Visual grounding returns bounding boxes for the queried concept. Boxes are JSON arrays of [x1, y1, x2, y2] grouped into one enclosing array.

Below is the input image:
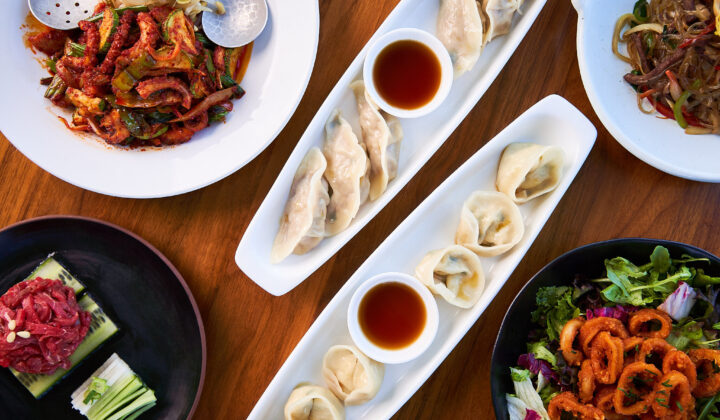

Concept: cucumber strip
[[11, 295, 119, 398], [123, 401, 157, 420], [98, 8, 119, 53], [98, 385, 146, 420], [105, 390, 156, 420], [25, 255, 85, 293]]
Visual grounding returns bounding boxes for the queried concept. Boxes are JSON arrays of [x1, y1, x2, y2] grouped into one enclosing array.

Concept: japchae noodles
[[614, 0, 720, 135]]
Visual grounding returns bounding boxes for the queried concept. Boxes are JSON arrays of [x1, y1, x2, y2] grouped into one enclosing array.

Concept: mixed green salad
[[505, 245, 720, 420]]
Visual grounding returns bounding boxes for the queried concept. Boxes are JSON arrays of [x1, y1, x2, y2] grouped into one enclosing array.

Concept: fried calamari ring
[[594, 385, 616, 412], [638, 338, 674, 369], [663, 350, 697, 391], [560, 317, 585, 366], [590, 331, 624, 384], [623, 337, 644, 367], [628, 309, 672, 339], [579, 317, 629, 355], [578, 359, 596, 402], [651, 370, 694, 419], [614, 362, 662, 415], [689, 348, 720, 398], [548, 392, 604, 420]]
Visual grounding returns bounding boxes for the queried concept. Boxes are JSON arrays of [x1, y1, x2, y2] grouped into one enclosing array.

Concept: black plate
[[0, 216, 206, 420], [490, 238, 720, 419]]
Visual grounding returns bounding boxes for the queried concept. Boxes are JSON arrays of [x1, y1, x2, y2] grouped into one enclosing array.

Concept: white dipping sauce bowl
[[363, 28, 453, 119], [347, 272, 439, 364]]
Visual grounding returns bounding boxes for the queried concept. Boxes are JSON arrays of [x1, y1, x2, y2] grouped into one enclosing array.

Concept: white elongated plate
[[573, 0, 720, 182], [0, 0, 318, 198], [248, 95, 597, 419], [236, 0, 548, 295]]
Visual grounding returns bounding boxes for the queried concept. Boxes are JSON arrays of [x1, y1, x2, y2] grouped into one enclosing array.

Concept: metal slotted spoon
[[28, 0, 268, 49], [28, 0, 98, 30], [202, 0, 268, 48]]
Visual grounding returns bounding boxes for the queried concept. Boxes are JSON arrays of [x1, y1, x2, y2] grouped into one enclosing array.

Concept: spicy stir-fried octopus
[[28, 3, 249, 146]]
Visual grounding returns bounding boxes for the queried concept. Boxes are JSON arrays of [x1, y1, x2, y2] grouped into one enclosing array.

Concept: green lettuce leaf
[[528, 340, 557, 367], [530, 286, 580, 341]]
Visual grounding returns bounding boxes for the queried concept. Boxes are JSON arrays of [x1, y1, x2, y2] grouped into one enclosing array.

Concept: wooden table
[[2, 0, 719, 418]]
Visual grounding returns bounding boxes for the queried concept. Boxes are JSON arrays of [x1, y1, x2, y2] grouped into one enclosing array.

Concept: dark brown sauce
[[372, 40, 441, 110], [358, 282, 426, 349]]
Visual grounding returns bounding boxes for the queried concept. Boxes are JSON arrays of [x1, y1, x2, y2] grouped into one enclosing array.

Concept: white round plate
[[573, 0, 720, 182], [0, 0, 318, 198]]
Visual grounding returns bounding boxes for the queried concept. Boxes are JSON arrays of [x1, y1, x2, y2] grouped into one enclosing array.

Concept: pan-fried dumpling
[[322, 344, 384, 405], [271, 148, 330, 263], [350, 80, 403, 201], [454, 190, 524, 256], [415, 245, 485, 308], [437, 0, 485, 76], [482, 0, 523, 44], [496, 142, 564, 204], [323, 110, 370, 236], [284, 384, 345, 420]]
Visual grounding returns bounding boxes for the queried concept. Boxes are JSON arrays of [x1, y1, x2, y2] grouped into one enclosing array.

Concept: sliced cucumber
[[98, 8, 119, 53], [162, 10, 197, 55], [11, 294, 119, 398], [25, 255, 85, 294]]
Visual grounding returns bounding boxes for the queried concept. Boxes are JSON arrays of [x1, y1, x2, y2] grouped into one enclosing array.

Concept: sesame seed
[[16, 331, 30, 339], [8, 320, 15, 331], [6, 332, 16, 343]]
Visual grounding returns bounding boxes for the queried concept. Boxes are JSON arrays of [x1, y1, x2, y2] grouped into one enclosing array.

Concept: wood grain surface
[[2, 0, 719, 418]]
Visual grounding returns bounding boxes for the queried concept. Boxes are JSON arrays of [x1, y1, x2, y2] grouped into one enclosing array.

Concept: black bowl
[[490, 238, 720, 419], [0, 216, 206, 420]]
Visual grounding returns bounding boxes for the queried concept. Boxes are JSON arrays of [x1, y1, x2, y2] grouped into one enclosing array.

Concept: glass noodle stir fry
[[506, 246, 720, 420], [28, 0, 251, 147], [614, 0, 720, 135]]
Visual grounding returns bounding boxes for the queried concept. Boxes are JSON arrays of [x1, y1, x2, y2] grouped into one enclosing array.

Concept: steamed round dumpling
[[322, 344, 384, 405], [271, 147, 330, 263], [284, 384, 345, 420], [415, 245, 485, 308], [496, 142, 564, 204], [454, 190, 524, 256]]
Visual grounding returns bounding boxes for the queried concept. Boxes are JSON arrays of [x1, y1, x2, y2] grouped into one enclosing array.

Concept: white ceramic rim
[[362, 28, 453, 119], [347, 272, 439, 364]]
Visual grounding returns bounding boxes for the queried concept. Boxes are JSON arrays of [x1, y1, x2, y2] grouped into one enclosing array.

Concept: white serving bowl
[[347, 272, 439, 364], [0, 0, 319, 198], [362, 28, 453, 119], [573, 0, 720, 182]]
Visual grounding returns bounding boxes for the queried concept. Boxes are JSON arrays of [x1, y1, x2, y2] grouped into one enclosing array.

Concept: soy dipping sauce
[[372, 40, 442, 110], [358, 282, 426, 349]]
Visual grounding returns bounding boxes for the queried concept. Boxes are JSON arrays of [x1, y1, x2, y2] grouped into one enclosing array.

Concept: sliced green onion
[[69, 42, 86, 58], [86, 5, 148, 22]]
